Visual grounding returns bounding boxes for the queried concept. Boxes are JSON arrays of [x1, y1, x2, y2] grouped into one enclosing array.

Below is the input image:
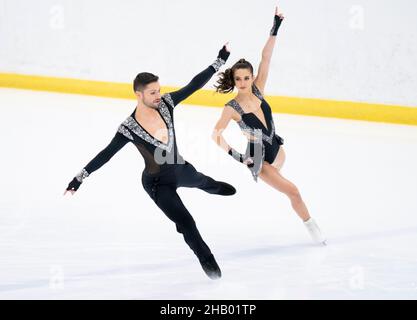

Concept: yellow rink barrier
[[1, 72, 417, 126]]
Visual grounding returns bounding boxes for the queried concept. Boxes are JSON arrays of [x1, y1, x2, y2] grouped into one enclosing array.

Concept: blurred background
[[1, 0, 416, 106]]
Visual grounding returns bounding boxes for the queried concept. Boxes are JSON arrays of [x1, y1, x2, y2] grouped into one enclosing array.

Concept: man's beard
[[143, 100, 159, 109]]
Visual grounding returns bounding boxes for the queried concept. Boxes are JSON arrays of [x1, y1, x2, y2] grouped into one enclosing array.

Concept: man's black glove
[[66, 177, 82, 192], [218, 45, 230, 62]]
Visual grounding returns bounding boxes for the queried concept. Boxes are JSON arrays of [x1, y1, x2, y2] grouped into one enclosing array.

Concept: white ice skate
[[304, 218, 327, 245]]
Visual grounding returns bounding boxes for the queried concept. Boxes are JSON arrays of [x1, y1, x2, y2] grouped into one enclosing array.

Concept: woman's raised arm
[[254, 6, 284, 94]]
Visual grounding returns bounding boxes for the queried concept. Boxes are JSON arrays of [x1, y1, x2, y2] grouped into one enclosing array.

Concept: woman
[[212, 7, 326, 245]]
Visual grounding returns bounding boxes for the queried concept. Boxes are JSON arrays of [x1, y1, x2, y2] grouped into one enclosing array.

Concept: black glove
[[66, 168, 89, 192], [212, 45, 230, 72], [67, 177, 82, 192], [270, 14, 284, 36], [217, 45, 230, 63]]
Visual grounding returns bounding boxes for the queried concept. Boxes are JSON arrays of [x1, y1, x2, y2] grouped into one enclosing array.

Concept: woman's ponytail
[[214, 59, 254, 94], [215, 68, 234, 94]]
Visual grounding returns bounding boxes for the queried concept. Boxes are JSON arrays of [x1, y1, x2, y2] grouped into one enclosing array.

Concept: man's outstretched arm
[[64, 131, 130, 195], [166, 44, 230, 107]]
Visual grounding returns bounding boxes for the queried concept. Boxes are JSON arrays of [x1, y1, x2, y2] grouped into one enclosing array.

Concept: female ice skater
[[64, 44, 235, 280], [212, 7, 326, 245]]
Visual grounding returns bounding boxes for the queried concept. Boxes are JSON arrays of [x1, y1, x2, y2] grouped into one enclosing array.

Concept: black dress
[[225, 85, 284, 181]]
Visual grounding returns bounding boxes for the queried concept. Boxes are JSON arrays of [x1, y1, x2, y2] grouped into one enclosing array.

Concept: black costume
[[66, 49, 233, 279], [226, 13, 285, 181], [226, 84, 284, 181]]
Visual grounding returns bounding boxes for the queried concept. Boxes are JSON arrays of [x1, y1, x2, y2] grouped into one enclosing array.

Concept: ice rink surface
[[1, 88, 417, 299]]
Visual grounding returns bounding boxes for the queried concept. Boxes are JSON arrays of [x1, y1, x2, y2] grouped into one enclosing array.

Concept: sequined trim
[[76, 168, 89, 183], [211, 57, 226, 72], [252, 85, 263, 100], [118, 124, 134, 141], [226, 100, 245, 115], [121, 103, 174, 152], [240, 119, 274, 144], [158, 102, 174, 131], [162, 93, 175, 108], [238, 120, 257, 137], [230, 100, 276, 145]]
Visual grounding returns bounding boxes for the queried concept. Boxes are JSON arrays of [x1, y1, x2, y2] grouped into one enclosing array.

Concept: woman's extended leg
[[259, 161, 311, 222], [259, 161, 326, 244]]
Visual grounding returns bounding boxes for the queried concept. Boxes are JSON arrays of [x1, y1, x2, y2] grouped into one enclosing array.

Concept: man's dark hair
[[133, 72, 159, 92]]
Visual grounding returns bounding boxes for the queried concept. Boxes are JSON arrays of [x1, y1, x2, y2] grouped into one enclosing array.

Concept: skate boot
[[199, 254, 222, 280], [304, 218, 327, 245], [215, 181, 236, 196]]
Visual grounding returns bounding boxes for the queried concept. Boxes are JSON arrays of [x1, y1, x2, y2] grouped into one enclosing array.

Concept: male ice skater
[[64, 44, 234, 279]]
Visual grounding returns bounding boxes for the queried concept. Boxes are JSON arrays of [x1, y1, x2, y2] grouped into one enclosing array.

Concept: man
[[64, 44, 234, 280]]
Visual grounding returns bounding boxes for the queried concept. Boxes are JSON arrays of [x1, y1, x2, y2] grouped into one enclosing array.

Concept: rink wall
[[1, 0, 416, 125], [1, 72, 417, 126]]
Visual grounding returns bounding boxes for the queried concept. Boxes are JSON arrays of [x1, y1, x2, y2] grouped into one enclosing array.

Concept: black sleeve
[[168, 65, 216, 107], [83, 131, 130, 176]]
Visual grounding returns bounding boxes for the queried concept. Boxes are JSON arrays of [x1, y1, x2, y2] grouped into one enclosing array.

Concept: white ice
[[1, 88, 417, 300]]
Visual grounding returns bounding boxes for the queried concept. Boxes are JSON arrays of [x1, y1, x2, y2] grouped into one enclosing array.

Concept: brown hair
[[215, 59, 254, 94], [133, 72, 159, 92]]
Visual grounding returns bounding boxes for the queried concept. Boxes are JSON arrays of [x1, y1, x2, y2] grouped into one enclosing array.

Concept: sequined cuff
[[211, 57, 226, 72], [75, 168, 90, 183]]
